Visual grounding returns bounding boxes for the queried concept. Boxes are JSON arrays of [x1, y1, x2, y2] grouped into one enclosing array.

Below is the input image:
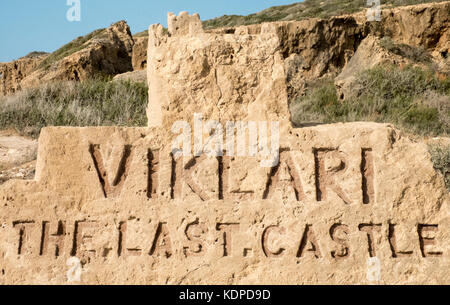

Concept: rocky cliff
[[1, 2, 448, 99], [21, 21, 134, 89], [146, 2, 449, 127], [0, 21, 135, 96], [0, 53, 48, 96]]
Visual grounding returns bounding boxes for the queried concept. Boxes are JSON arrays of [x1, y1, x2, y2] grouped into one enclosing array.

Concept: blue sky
[[0, 0, 300, 62]]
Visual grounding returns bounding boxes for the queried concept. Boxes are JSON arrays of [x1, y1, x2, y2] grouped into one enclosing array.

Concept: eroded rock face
[[1, 21, 134, 95], [146, 13, 365, 115], [0, 123, 447, 284], [22, 21, 134, 89], [113, 70, 147, 83], [334, 35, 411, 100], [145, 2, 449, 106], [377, 2, 449, 50], [0, 53, 48, 96], [132, 36, 148, 71], [168, 11, 204, 36]]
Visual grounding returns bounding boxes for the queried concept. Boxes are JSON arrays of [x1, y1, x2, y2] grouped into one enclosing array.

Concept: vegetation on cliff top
[[203, 0, 449, 29], [134, 0, 448, 37], [21, 51, 48, 59]]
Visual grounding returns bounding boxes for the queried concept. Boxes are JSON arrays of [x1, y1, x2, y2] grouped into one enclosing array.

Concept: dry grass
[[134, 1, 449, 36], [0, 79, 148, 138], [290, 65, 450, 136]]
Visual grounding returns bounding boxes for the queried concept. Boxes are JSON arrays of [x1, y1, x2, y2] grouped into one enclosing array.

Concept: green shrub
[[290, 79, 340, 124], [290, 65, 450, 136], [0, 79, 148, 138], [429, 145, 450, 191]]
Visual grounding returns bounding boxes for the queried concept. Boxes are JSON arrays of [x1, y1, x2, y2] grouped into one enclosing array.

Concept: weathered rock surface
[[132, 36, 148, 71], [334, 2, 450, 99], [169, 12, 204, 36], [22, 21, 134, 89], [145, 2, 449, 106], [1, 21, 134, 95], [2, 2, 448, 99], [376, 2, 449, 51], [113, 70, 147, 83], [0, 53, 48, 96]]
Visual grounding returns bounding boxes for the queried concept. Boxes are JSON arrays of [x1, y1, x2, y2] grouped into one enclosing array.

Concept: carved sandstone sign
[[0, 13, 448, 284], [0, 123, 448, 284]]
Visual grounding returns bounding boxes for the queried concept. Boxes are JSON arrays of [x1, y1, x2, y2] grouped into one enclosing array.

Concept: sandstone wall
[[0, 123, 447, 284], [147, 13, 290, 129], [21, 21, 134, 89]]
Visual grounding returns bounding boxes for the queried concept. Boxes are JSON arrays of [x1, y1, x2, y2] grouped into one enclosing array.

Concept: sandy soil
[[0, 129, 37, 184]]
